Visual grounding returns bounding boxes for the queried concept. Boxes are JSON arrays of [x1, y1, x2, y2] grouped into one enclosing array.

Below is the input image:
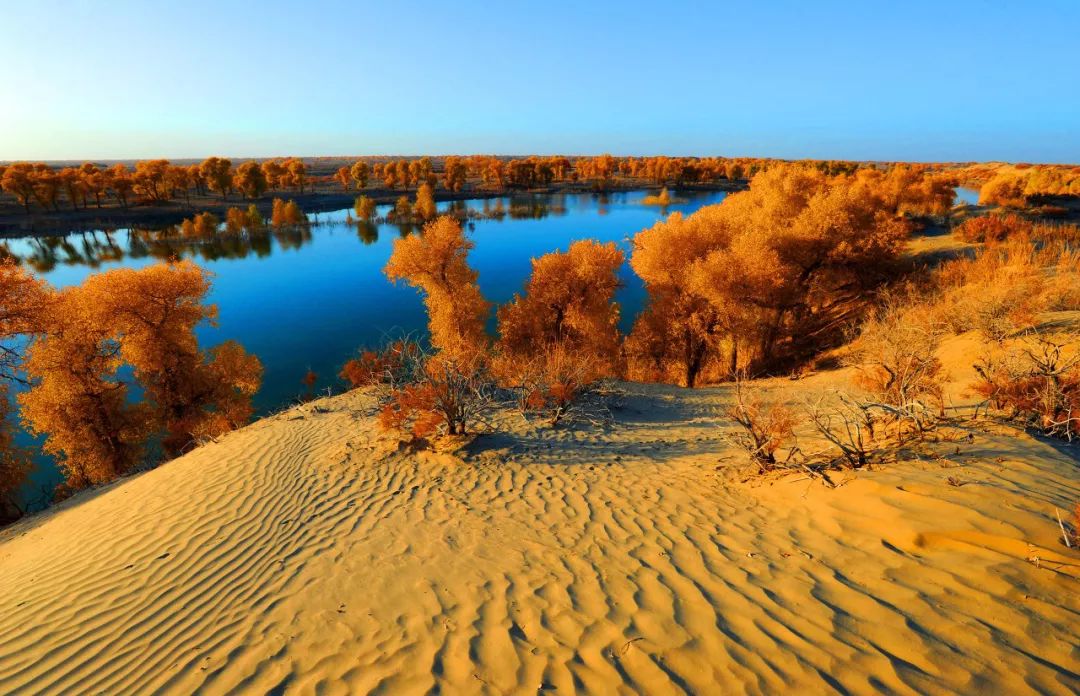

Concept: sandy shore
[[0, 358, 1077, 693]]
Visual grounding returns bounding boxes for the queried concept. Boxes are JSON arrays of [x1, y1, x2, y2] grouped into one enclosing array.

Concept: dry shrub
[[378, 351, 492, 440], [932, 241, 1048, 340], [954, 214, 1028, 243], [804, 391, 879, 469], [850, 297, 945, 428], [972, 335, 1080, 440], [499, 342, 607, 426], [340, 340, 421, 389], [725, 379, 797, 472]]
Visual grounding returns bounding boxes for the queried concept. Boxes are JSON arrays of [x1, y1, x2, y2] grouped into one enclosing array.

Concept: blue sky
[[1, 0, 1078, 162]]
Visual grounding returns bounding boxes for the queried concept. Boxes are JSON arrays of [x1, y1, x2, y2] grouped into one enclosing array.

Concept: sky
[[1, 0, 1078, 163]]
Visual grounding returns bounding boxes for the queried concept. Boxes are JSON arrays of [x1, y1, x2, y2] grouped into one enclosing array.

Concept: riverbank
[[0, 180, 742, 236], [0, 350, 1076, 692]]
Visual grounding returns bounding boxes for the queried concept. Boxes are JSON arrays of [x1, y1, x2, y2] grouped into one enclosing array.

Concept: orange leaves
[[384, 216, 490, 361], [627, 162, 923, 386], [497, 239, 623, 370], [492, 239, 623, 421], [19, 262, 263, 487], [414, 182, 437, 221], [271, 199, 306, 228], [234, 161, 268, 199], [340, 341, 419, 388], [376, 352, 489, 439]]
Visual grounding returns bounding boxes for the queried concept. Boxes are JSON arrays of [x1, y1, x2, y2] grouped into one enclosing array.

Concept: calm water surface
[[8, 190, 727, 496], [954, 187, 980, 206]]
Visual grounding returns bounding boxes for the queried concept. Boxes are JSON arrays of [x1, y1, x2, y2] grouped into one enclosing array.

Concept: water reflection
[[2, 193, 581, 270]]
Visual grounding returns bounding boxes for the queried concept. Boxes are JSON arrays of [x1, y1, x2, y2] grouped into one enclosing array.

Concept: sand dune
[[0, 373, 1077, 693]]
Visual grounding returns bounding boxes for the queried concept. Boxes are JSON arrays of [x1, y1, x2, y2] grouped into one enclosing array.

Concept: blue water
[[5, 189, 727, 497], [954, 186, 980, 206]]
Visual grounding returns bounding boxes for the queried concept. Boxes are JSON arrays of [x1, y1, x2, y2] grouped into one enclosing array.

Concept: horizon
[[2, 0, 1078, 163]]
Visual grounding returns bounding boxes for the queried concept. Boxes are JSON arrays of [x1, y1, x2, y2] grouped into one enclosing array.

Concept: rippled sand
[[0, 372, 1077, 694]]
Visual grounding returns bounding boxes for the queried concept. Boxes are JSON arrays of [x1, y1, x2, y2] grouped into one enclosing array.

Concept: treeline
[[0, 261, 262, 520], [0, 157, 313, 212], [3, 154, 934, 214], [971, 164, 1080, 207], [342, 163, 954, 440]]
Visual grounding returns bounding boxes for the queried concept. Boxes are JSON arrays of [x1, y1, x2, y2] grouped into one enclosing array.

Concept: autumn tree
[[180, 211, 219, 238], [350, 160, 370, 189], [261, 159, 286, 190], [333, 166, 351, 191], [90, 262, 262, 455], [354, 195, 376, 220], [21, 262, 263, 486], [443, 156, 467, 192], [0, 261, 48, 515], [284, 157, 308, 193], [200, 157, 234, 200], [627, 163, 912, 386], [384, 216, 490, 359], [234, 161, 268, 199], [133, 159, 172, 201], [496, 239, 623, 373], [107, 164, 135, 208], [414, 182, 437, 221], [271, 198, 306, 227], [21, 284, 151, 487], [1, 163, 38, 212], [494, 240, 624, 421]]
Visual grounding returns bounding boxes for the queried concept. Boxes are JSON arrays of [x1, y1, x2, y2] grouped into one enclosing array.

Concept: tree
[[443, 156, 467, 192], [261, 159, 286, 190], [384, 216, 490, 359], [495, 239, 623, 377], [20, 262, 263, 487], [89, 262, 262, 455], [627, 163, 912, 386], [284, 157, 308, 193], [133, 159, 172, 201], [0, 260, 48, 382], [1, 163, 38, 212], [271, 198, 306, 227], [414, 182, 437, 221], [350, 160, 370, 189], [395, 160, 411, 190], [354, 195, 376, 220], [493, 240, 624, 423], [21, 283, 151, 487], [199, 157, 234, 200], [234, 161, 268, 199], [107, 164, 135, 208]]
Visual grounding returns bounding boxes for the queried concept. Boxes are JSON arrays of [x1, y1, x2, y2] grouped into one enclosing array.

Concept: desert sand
[[0, 343, 1077, 694]]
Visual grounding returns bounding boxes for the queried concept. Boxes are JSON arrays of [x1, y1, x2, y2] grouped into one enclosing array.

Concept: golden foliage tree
[[493, 240, 624, 422], [414, 182, 437, 221], [354, 195, 376, 220], [443, 156, 468, 192], [20, 284, 151, 487], [20, 262, 263, 488], [384, 216, 490, 359], [496, 240, 623, 374], [199, 157, 234, 200], [234, 161, 268, 199], [0, 261, 48, 515], [84, 262, 263, 455], [628, 163, 912, 386], [349, 160, 370, 190]]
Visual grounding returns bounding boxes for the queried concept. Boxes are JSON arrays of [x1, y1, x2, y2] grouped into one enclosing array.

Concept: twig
[[1057, 508, 1072, 548]]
